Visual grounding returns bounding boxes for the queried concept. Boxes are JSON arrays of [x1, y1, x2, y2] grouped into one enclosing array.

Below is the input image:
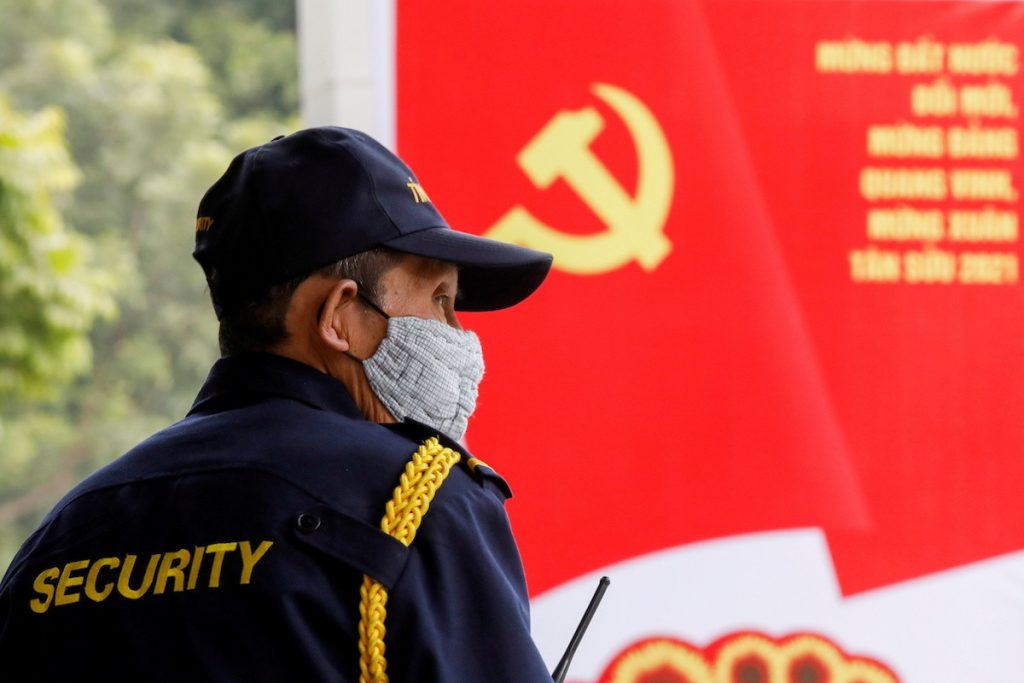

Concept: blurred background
[[0, 0, 300, 571]]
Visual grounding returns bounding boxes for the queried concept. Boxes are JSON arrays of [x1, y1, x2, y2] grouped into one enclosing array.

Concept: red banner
[[397, 1, 1024, 679]]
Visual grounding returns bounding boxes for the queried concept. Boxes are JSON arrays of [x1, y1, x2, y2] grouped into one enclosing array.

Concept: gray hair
[[217, 247, 403, 356]]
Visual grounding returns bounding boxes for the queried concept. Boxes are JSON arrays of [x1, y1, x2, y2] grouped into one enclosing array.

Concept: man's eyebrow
[[436, 272, 462, 303], [433, 278, 461, 301]]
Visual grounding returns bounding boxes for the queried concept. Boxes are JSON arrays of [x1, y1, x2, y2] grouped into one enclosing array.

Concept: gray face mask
[[349, 291, 484, 440]]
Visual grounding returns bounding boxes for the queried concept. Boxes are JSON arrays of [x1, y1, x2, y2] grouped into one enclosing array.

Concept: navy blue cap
[[194, 127, 552, 318]]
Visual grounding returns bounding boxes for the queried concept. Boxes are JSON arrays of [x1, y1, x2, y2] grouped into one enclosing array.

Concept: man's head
[[215, 246, 403, 358], [278, 251, 471, 425], [194, 127, 552, 435], [194, 127, 551, 318]]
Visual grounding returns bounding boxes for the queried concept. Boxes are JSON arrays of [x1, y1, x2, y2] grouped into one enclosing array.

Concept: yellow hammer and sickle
[[487, 83, 674, 274]]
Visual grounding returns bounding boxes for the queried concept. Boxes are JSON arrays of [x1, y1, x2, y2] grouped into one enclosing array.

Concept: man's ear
[[317, 279, 360, 353]]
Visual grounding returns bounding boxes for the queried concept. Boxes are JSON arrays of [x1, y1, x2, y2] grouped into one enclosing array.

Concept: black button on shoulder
[[296, 512, 321, 532]]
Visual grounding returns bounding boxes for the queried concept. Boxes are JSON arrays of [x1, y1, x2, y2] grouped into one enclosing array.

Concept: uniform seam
[[4, 463, 482, 582], [0, 465, 385, 583], [56, 463, 374, 520], [313, 128, 402, 237]]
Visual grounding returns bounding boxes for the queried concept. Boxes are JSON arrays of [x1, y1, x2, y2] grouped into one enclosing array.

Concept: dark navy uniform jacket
[[0, 353, 552, 681]]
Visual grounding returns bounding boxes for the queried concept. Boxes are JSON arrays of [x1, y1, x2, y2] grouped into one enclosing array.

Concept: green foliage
[[181, 7, 299, 119], [0, 0, 299, 574], [0, 96, 116, 401]]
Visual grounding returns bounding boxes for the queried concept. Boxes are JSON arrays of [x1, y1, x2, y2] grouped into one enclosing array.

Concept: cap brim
[[381, 227, 553, 311]]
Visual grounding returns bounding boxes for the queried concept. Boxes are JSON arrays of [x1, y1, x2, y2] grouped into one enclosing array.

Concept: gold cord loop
[[358, 438, 461, 683]]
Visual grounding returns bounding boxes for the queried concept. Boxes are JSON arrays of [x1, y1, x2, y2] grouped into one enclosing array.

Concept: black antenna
[[551, 576, 611, 683]]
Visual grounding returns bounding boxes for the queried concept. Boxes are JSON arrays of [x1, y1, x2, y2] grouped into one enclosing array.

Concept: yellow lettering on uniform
[[205, 542, 237, 588], [29, 567, 59, 614], [187, 546, 205, 590], [117, 554, 160, 599], [84, 557, 120, 602], [154, 549, 191, 594], [238, 541, 274, 584], [54, 560, 89, 606]]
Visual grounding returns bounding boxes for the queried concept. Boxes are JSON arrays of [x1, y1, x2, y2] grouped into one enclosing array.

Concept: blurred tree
[[0, 96, 115, 402], [0, 0, 299, 572]]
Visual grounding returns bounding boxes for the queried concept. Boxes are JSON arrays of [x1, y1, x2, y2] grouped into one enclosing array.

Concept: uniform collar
[[381, 418, 469, 458], [188, 352, 363, 419]]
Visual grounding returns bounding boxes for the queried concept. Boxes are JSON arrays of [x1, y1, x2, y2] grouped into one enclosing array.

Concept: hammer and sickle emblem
[[487, 83, 674, 274]]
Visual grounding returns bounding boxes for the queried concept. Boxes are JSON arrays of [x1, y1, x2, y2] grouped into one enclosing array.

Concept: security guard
[[0, 127, 555, 681]]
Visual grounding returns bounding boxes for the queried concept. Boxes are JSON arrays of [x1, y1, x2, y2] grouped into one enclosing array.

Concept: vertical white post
[[297, 0, 396, 150]]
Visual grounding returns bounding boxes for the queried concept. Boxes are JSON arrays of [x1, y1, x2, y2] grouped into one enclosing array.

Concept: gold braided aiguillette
[[359, 438, 460, 683]]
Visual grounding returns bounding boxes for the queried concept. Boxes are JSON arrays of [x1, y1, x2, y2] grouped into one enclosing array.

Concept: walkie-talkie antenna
[[551, 576, 611, 683]]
